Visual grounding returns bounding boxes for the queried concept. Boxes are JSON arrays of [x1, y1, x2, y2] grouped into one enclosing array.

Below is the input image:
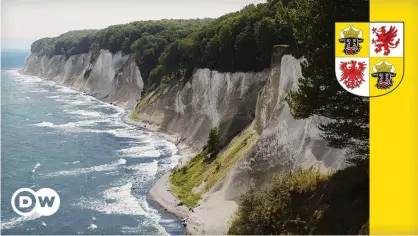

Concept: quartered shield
[[335, 22, 404, 97]]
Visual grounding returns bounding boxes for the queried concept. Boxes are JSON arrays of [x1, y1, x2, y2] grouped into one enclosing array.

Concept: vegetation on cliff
[[228, 162, 369, 234], [30, 19, 213, 85], [170, 124, 259, 208], [30, 1, 298, 87], [285, 0, 370, 160]]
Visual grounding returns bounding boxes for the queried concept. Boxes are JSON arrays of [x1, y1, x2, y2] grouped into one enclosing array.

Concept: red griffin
[[339, 60, 366, 89], [371, 26, 401, 56]]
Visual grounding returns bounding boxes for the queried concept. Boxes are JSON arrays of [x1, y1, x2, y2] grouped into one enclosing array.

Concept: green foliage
[[31, 19, 213, 86], [128, 111, 138, 120], [228, 162, 369, 235], [282, 0, 370, 159], [170, 153, 206, 208], [89, 42, 100, 64], [156, 2, 296, 77], [30, 2, 302, 87], [203, 127, 221, 160], [170, 124, 259, 208]]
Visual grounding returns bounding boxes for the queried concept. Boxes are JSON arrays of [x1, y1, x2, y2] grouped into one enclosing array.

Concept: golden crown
[[342, 26, 361, 38], [374, 61, 394, 73]]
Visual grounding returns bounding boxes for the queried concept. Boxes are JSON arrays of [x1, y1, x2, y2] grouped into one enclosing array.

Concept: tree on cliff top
[[284, 0, 370, 162]]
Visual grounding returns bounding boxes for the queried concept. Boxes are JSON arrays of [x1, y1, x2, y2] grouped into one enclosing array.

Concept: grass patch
[[135, 90, 161, 110], [128, 111, 138, 120], [169, 122, 259, 208], [170, 153, 206, 208]]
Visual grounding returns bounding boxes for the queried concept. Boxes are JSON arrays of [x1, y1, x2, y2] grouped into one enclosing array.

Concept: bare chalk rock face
[[22, 49, 143, 109]]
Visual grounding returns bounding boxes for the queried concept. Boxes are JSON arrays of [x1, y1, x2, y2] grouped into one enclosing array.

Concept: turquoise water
[[1, 50, 184, 235]]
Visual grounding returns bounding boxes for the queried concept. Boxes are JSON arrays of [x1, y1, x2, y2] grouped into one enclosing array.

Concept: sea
[[0, 49, 184, 235]]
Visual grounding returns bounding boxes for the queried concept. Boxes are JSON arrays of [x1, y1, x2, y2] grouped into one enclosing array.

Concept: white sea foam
[[121, 188, 167, 235], [44, 158, 159, 178], [75, 183, 146, 216], [0, 212, 41, 230], [43, 160, 122, 178], [119, 146, 161, 158], [7, 71, 43, 84], [29, 89, 49, 93], [31, 162, 41, 173], [66, 110, 102, 117], [45, 95, 63, 99], [88, 223, 98, 230], [57, 86, 77, 93], [126, 160, 159, 174], [117, 158, 127, 165], [64, 160, 80, 165], [34, 121, 54, 127], [32, 120, 106, 134]]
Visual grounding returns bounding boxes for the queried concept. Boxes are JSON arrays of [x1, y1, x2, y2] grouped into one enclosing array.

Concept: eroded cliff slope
[[22, 50, 143, 109], [223, 54, 347, 200], [133, 69, 269, 151]]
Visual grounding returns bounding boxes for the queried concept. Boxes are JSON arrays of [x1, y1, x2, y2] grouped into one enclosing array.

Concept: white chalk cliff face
[[134, 69, 269, 151], [223, 54, 347, 200], [22, 50, 143, 109]]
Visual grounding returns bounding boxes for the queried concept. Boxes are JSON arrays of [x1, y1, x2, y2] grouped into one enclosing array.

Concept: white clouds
[[1, 0, 266, 49]]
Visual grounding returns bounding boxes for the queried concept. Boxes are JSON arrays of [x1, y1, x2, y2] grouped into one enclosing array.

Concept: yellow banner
[[370, 0, 418, 234]]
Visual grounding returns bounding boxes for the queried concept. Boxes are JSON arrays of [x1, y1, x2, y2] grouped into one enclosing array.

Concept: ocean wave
[[0, 212, 41, 230], [118, 146, 161, 158], [75, 181, 170, 235], [57, 86, 78, 94], [43, 159, 123, 178], [29, 89, 49, 93], [88, 223, 98, 230], [64, 160, 81, 165], [32, 120, 106, 133], [45, 95, 63, 99], [65, 110, 102, 117], [31, 162, 41, 173], [43, 158, 158, 178], [117, 158, 127, 165], [74, 183, 146, 216], [34, 121, 54, 127], [5, 70, 43, 83]]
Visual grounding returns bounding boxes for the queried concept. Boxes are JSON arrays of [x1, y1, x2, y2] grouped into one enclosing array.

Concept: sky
[[1, 0, 266, 49]]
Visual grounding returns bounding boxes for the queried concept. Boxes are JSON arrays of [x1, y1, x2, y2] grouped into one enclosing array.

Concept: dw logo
[[11, 188, 60, 216]]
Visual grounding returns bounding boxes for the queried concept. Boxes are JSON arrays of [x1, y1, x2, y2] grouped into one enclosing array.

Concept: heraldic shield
[[335, 22, 404, 97]]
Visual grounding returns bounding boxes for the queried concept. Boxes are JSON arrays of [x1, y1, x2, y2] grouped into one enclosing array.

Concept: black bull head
[[339, 37, 364, 55], [371, 72, 396, 89]]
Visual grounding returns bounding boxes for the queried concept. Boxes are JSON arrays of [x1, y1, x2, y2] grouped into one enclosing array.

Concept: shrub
[[204, 127, 220, 160], [228, 164, 369, 235]]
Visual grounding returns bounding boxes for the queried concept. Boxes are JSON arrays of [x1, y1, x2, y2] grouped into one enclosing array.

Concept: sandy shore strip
[[121, 113, 204, 234]]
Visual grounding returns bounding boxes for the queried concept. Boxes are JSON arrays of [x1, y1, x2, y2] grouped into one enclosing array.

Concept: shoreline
[[121, 114, 203, 234], [16, 69, 202, 234]]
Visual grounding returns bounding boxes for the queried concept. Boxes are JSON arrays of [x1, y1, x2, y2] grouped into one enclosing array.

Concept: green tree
[[254, 17, 281, 67], [284, 0, 370, 160], [204, 128, 221, 159]]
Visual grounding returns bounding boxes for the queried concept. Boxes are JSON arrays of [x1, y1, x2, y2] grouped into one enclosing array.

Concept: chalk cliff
[[22, 50, 143, 109], [134, 69, 269, 151]]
